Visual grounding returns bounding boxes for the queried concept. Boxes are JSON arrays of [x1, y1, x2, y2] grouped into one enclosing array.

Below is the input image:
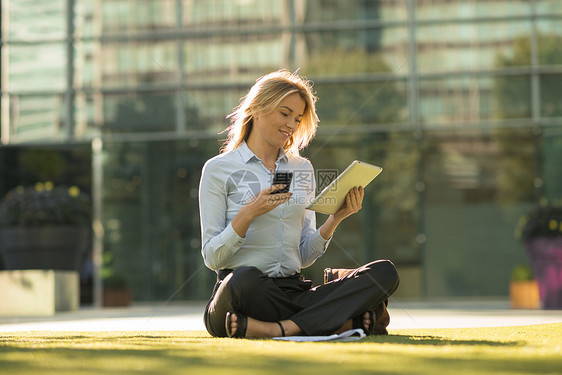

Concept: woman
[[199, 70, 399, 338]]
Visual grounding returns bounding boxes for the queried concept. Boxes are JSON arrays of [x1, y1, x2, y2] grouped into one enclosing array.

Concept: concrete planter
[[0, 270, 79, 316], [0, 226, 89, 271]]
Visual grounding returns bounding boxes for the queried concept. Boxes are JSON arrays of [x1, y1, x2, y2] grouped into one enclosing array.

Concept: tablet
[[306, 160, 383, 215]]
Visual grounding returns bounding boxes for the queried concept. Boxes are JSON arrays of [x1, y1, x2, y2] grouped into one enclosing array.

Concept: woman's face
[[252, 93, 306, 152]]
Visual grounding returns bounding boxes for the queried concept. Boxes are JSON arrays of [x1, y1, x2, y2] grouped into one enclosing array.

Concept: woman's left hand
[[332, 186, 364, 222], [319, 186, 364, 240]]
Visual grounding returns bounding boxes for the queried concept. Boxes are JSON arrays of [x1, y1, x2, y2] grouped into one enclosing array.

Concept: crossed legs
[[203, 260, 399, 338]]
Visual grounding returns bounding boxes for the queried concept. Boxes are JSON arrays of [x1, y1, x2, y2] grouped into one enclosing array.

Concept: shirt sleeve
[[199, 159, 246, 270], [299, 210, 331, 267], [298, 160, 331, 267]]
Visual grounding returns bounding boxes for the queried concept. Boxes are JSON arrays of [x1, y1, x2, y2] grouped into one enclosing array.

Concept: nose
[[287, 118, 298, 129]]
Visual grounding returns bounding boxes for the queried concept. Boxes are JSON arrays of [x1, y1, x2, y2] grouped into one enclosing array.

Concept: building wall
[[1, 0, 561, 302]]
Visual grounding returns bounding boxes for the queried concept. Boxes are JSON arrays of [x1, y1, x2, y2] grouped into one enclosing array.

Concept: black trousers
[[204, 259, 400, 337]]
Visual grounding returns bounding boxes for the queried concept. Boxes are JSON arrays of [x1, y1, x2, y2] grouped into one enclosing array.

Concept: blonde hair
[[222, 69, 319, 157]]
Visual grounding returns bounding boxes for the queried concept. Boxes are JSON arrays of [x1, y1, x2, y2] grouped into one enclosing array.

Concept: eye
[[295, 118, 302, 124], [281, 112, 288, 117]]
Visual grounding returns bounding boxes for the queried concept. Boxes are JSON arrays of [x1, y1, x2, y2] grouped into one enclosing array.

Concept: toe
[[231, 314, 238, 334], [363, 312, 371, 332]]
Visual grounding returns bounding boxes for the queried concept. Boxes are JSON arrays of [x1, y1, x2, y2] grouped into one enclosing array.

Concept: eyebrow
[[280, 106, 303, 117]]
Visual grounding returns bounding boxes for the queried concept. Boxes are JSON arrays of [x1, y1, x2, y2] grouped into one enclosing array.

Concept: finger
[[267, 192, 292, 205], [266, 184, 287, 193], [349, 192, 359, 211], [353, 187, 363, 204], [349, 188, 359, 204], [349, 188, 362, 211], [278, 192, 292, 202], [345, 192, 353, 209]]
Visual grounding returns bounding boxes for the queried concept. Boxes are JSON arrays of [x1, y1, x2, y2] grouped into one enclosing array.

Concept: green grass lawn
[[1, 323, 561, 375]]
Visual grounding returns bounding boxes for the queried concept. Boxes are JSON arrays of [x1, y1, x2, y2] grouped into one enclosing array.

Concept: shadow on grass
[[1, 329, 560, 375], [0, 332, 522, 347], [0, 342, 557, 375], [361, 334, 524, 347], [0, 345, 371, 375]]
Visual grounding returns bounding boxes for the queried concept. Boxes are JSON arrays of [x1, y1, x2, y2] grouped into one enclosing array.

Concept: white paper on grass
[[272, 328, 366, 342]]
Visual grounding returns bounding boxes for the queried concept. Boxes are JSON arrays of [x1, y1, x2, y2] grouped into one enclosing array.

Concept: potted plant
[[509, 265, 539, 309], [0, 182, 91, 271], [516, 200, 562, 309], [101, 252, 131, 307]]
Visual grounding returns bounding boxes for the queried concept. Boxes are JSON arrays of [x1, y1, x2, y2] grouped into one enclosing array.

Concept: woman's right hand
[[244, 184, 293, 217], [231, 184, 292, 238]]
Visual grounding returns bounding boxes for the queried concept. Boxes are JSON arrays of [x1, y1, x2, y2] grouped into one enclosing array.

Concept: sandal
[[277, 321, 286, 337], [225, 311, 248, 338], [353, 300, 390, 336], [353, 311, 375, 335]]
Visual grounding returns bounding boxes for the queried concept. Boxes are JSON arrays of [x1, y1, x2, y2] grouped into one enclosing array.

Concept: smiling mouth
[[280, 130, 292, 137]]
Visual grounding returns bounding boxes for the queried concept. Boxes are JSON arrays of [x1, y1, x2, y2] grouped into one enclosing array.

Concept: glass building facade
[[1, 0, 561, 304]]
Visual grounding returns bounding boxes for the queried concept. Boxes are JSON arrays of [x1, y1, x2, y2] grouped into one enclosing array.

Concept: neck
[[246, 134, 280, 165]]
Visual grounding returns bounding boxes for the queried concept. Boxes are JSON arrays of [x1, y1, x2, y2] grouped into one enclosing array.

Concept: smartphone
[[271, 172, 293, 194]]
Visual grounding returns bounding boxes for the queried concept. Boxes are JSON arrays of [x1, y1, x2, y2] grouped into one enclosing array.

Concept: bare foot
[[228, 313, 301, 338], [335, 312, 372, 334], [229, 313, 240, 336], [362, 311, 371, 332]]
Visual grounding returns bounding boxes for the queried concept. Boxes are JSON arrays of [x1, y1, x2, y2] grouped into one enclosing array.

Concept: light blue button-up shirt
[[199, 142, 331, 277]]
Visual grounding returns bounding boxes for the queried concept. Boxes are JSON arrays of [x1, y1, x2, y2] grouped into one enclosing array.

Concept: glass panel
[[4, 0, 66, 41], [183, 0, 287, 28], [304, 0, 408, 23], [101, 91, 177, 133], [180, 88, 244, 132], [493, 74, 532, 120], [419, 75, 531, 126], [416, 21, 532, 74], [542, 126, 562, 201], [74, 92, 92, 139], [183, 34, 286, 84], [102, 139, 221, 301], [535, 0, 562, 15], [0, 145, 92, 299], [7, 44, 66, 92], [313, 80, 409, 127], [92, 41, 178, 89], [302, 132, 422, 297], [5, 94, 66, 143], [423, 129, 536, 297], [537, 20, 562, 66], [416, 0, 531, 21], [74, 41, 95, 88], [302, 134, 376, 284], [300, 27, 410, 77], [541, 74, 562, 118], [74, 0, 97, 38], [94, 0, 177, 36], [75, 40, 181, 89], [87, 87, 255, 136]]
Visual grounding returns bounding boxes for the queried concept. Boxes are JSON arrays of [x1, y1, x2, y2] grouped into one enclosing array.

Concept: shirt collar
[[238, 141, 289, 164]]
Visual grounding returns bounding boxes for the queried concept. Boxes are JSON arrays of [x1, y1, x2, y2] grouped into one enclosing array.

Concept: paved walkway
[[1, 300, 561, 333]]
